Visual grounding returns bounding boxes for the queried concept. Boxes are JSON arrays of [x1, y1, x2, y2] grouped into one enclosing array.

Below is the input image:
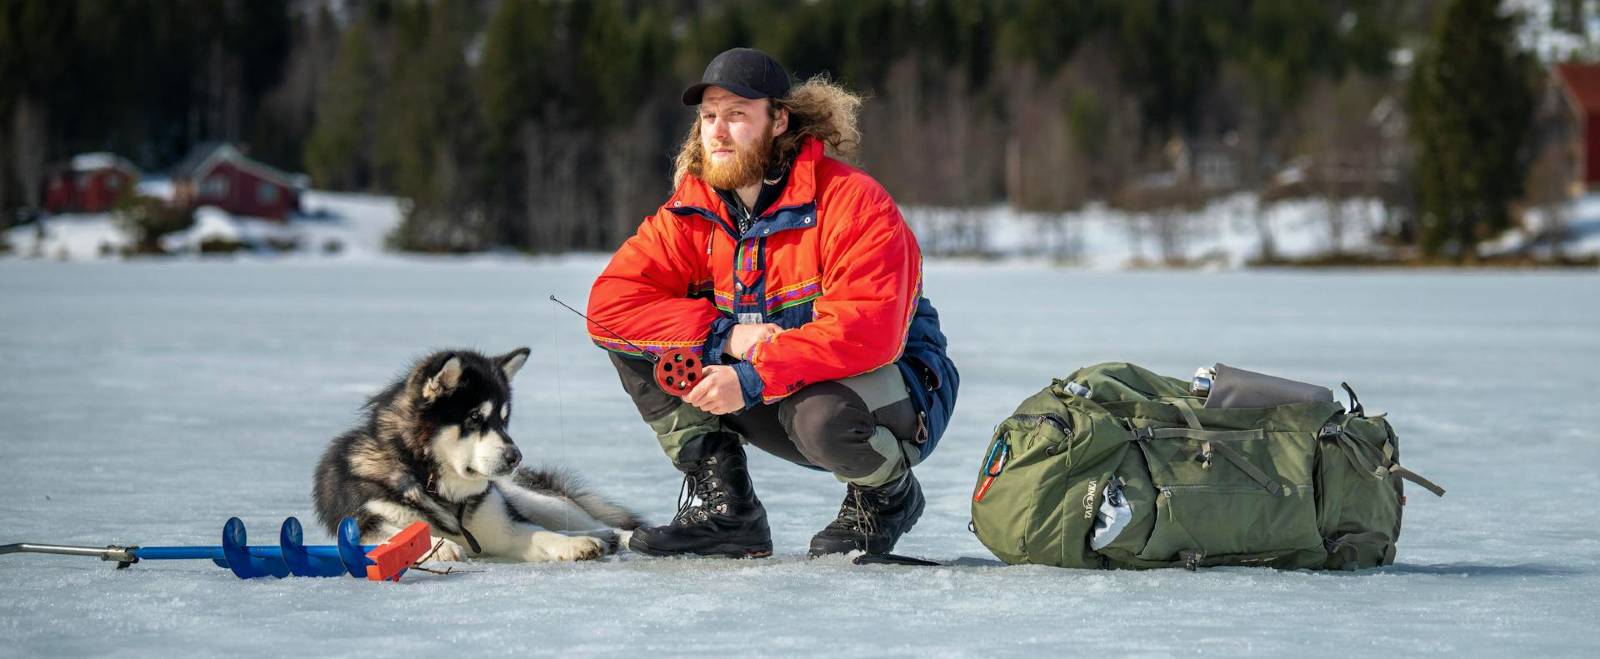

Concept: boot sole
[[628, 533, 773, 559]]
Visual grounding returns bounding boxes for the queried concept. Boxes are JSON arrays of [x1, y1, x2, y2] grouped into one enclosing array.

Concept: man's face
[[699, 86, 787, 189]]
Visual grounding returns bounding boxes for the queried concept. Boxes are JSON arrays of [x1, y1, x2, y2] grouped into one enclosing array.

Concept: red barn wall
[[191, 162, 299, 220], [1586, 113, 1600, 187]]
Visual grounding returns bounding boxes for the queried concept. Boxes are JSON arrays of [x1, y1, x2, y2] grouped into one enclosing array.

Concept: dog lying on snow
[[313, 348, 643, 562]]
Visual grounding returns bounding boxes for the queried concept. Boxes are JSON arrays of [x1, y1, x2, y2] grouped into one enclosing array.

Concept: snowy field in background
[[7, 185, 1600, 268], [0, 258, 1596, 657], [3, 187, 403, 261]]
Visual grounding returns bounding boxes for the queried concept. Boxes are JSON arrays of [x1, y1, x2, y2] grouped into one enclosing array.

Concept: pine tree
[[381, 1, 488, 253], [1407, 0, 1537, 259], [304, 20, 378, 190]]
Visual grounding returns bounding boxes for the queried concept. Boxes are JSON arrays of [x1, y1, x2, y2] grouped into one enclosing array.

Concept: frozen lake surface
[[1, 258, 1597, 657]]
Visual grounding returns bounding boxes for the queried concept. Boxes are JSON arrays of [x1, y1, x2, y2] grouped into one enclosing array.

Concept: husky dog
[[313, 348, 643, 562]]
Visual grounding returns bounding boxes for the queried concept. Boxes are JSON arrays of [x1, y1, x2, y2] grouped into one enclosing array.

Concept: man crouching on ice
[[586, 48, 958, 558]]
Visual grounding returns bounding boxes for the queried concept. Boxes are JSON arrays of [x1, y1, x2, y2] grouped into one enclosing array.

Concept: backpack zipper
[[1012, 413, 1070, 434], [1012, 413, 1072, 455]]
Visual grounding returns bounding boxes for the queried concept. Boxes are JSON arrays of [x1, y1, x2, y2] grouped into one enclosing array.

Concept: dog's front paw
[[423, 537, 468, 563], [586, 529, 622, 555], [550, 535, 606, 562]]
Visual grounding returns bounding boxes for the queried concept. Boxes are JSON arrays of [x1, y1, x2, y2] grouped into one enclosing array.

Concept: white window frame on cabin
[[202, 175, 229, 199]]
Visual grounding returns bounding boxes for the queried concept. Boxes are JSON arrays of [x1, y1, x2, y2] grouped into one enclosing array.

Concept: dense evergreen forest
[[0, 0, 1572, 258]]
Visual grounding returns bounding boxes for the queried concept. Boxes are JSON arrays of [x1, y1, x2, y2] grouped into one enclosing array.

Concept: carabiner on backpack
[[973, 435, 1010, 502]]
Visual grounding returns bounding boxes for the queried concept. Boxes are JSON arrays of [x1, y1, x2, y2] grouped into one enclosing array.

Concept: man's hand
[[725, 323, 783, 359], [683, 365, 746, 416]]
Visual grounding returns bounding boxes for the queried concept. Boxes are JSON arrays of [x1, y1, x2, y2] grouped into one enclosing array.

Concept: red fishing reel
[[654, 348, 703, 398], [544, 296, 705, 398]]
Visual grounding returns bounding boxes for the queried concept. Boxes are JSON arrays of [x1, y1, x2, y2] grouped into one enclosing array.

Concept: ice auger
[[1, 516, 432, 581]]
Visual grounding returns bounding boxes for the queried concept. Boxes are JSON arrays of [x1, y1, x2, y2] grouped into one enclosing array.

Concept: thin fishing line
[[552, 292, 569, 530]]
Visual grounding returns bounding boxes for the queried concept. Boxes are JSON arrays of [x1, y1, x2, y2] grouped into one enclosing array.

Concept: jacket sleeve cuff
[[732, 362, 765, 410], [703, 315, 736, 365]]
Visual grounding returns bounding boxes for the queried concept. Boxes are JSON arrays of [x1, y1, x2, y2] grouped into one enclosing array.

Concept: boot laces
[[835, 485, 880, 539], [672, 456, 725, 526]]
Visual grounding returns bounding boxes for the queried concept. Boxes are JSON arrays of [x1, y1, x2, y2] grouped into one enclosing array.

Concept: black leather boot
[[808, 470, 925, 557], [628, 433, 772, 558]]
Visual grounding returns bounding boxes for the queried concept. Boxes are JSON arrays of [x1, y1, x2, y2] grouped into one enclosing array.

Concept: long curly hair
[[673, 75, 863, 188]]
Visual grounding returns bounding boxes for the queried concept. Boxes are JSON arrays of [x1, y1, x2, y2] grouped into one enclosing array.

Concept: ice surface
[[1, 258, 1597, 657]]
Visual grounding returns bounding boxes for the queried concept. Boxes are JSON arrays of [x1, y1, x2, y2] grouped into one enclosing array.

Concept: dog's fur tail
[[513, 467, 646, 531]]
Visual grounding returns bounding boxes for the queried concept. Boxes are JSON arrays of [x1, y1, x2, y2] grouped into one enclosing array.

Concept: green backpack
[[969, 362, 1444, 570]]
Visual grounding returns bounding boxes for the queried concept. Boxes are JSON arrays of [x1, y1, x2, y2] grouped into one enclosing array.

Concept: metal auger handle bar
[[0, 542, 139, 566]]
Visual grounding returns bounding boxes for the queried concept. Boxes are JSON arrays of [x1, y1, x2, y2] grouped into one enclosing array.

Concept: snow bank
[[1512, 0, 1600, 62], [905, 194, 1393, 268], [158, 206, 301, 254], [135, 177, 174, 202], [2, 214, 131, 260], [4, 189, 405, 261], [295, 190, 407, 257], [7, 186, 1599, 266]]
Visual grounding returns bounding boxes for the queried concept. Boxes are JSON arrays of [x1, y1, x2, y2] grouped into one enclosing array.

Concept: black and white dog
[[313, 348, 642, 562]]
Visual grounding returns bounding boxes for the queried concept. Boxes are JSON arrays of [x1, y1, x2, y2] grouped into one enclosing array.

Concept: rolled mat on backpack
[[969, 362, 1443, 571]]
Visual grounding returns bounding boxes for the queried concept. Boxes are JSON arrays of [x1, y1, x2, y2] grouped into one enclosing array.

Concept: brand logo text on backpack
[[1083, 480, 1098, 519]]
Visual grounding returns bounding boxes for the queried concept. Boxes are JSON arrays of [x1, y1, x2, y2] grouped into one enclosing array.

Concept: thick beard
[[700, 123, 775, 190]]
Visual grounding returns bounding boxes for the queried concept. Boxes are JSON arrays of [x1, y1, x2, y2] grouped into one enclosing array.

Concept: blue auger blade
[[336, 516, 376, 578], [280, 517, 349, 577], [221, 517, 289, 579]]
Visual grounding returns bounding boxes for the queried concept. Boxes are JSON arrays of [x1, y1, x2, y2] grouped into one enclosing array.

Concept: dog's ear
[[497, 347, 531, 381], [422, 356, 463, 401]]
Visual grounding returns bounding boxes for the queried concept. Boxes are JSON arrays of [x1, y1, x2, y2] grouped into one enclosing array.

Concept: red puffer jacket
[[588, 136, 922, 406]]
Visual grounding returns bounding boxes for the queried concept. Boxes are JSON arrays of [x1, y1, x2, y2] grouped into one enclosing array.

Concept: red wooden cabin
[[173, 143, 302, 220], [43, 153, 140, 213], [1554, 63, 1600, 192]]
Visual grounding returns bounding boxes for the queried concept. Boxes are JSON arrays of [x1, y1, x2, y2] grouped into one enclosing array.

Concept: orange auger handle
[[365, 521, 432, 582]]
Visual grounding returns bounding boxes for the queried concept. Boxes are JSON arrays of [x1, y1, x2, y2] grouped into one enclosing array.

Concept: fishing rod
[[548, 295, 703, 397]]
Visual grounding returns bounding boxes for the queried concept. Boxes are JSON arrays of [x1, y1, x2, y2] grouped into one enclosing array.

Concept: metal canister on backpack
[[1190, 367, 1215, 398]]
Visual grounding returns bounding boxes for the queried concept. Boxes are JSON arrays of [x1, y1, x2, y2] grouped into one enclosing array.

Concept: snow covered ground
[[904, 195, 1398, 268], [9, 187, 1600, 268], [2, 213, 134, 260], [0, 258, 1597, 657], [3, 187, 403, 261], [1513, 0, 1600, 62]]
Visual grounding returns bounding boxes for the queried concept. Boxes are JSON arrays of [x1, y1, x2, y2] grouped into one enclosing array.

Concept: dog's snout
[[503, 445, 522, 467]]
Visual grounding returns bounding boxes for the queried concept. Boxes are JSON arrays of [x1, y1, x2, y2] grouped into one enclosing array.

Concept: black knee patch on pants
[[778, 382, 886, 479], [610, 352, 678, 423]]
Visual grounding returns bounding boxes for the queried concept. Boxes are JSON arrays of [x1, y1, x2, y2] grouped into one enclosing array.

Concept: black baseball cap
[[681, 48, 792, 106]]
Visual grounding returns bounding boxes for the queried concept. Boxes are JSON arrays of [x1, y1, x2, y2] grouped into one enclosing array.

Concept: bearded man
[[586, 48, 958, 558]]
